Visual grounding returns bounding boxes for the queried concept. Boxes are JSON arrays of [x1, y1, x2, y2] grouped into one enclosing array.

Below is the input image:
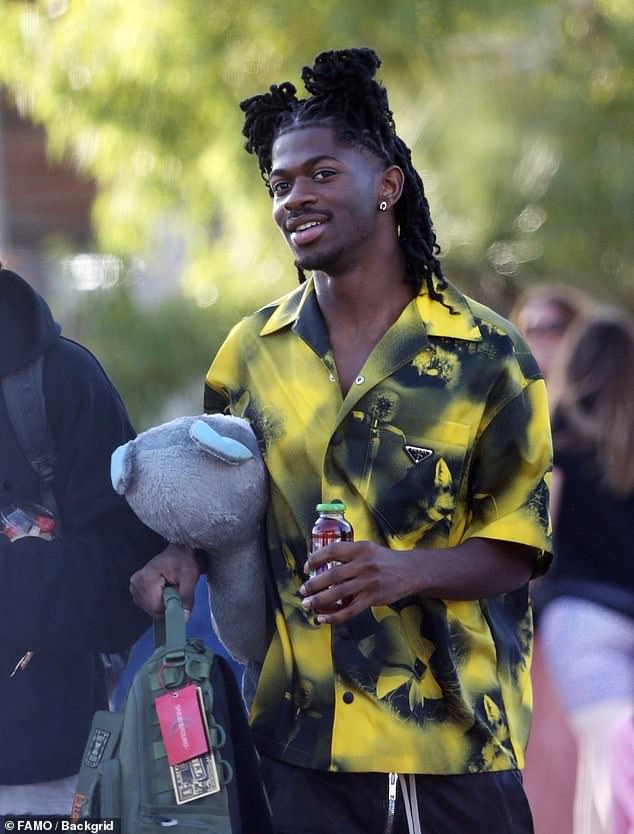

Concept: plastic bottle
[[310, 501, 354, 610]]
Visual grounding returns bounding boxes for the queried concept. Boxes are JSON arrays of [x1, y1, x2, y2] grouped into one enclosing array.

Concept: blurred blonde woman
[[509, 282, 594, 382], [540, 308, 634, 834]]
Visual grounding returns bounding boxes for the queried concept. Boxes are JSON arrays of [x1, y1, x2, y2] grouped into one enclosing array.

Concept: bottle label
[[310, 523, 352, 609]]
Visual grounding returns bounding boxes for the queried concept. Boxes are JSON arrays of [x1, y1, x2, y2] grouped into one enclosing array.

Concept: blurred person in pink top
[[540, 309, 634, 834], [609, 709, 634, 834]]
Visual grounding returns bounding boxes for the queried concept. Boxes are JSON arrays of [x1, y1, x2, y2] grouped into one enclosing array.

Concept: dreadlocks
[[240, 47, 448, 301]]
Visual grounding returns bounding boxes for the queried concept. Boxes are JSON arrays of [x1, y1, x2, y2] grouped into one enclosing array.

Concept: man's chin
[[293, 246, 345, 274]]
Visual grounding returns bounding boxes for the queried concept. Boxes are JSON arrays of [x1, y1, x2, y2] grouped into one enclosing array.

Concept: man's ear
[[378, 164, 405, 209]]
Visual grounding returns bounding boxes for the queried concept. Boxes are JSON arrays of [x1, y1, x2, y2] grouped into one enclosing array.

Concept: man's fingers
[[129, 543, 203, 617], [129, 568, 165, 617]]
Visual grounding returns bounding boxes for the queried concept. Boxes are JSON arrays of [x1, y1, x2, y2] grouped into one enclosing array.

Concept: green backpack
[[72, 587, 273, 833]]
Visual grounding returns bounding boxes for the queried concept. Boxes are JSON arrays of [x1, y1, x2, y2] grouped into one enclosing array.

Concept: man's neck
[[312, 259, 416, 395]]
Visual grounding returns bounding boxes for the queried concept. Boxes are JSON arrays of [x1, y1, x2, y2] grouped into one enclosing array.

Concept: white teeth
[[295, 221, 321, 232]]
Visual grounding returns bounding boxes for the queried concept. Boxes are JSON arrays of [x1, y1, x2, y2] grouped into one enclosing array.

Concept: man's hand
[[300, 541, 415, 624], [130, 543, 205, 619], [300, 537, 536, 625]]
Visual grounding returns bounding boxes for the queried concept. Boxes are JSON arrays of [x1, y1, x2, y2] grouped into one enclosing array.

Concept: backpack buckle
[[159, 650, 187, 689]]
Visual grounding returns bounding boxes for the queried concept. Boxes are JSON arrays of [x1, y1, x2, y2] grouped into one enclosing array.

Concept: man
[[0, 266, 164, 816], [131, 48, 552, 833]]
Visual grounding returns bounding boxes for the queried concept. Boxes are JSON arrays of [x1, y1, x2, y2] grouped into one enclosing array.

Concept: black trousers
[[260, 756, 534, 834]]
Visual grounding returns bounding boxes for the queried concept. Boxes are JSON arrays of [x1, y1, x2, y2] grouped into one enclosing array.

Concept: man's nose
[[283, 177, 317, 209]]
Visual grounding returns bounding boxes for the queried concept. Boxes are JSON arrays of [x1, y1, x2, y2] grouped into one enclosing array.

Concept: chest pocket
[[343, 408, 471, 549]]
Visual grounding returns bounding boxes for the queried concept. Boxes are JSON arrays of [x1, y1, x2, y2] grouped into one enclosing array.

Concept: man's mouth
[[288, 219, 327, 247]]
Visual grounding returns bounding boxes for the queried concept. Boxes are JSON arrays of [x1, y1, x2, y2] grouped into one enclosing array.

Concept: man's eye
[[271, 181, 290, 195], [314, 170, 335, 181]]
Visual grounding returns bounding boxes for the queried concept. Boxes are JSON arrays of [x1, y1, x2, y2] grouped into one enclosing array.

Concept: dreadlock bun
[[301, 48, 381, 98], [301, 48, 393, 143]]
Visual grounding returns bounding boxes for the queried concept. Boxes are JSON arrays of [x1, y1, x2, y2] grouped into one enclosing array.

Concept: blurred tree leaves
[[71, 285, 239, 428], [0, 0, 632, 423]]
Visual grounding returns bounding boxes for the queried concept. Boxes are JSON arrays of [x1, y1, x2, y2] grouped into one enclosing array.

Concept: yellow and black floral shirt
[[204, 276, 552, 775]]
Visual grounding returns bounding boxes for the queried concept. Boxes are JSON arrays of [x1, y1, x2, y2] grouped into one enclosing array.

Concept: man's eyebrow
[[269, 155, 340, 178]]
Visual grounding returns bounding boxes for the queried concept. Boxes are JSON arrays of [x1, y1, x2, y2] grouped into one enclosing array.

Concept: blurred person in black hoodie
[[0, 266, 164, 816]]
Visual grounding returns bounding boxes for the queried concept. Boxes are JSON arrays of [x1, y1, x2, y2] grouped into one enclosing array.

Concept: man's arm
[[300, 537, 536, 624]]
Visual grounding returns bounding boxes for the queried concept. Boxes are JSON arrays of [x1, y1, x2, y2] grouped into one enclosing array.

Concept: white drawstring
[[398, 773, 422, 834]]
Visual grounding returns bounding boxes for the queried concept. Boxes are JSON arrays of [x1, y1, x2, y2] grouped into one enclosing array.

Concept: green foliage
[[0, 0, 632, 420], [72, 285, 250, 429]]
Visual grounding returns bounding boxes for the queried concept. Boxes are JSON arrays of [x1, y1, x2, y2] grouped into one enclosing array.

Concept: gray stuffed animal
[[110, 413, 269, 672]]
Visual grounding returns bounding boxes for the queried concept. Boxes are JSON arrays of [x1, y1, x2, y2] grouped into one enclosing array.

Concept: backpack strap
[[71, 710, 124, 821], [153, 585, 188, 651], [163, 586, 188, 648], [1, 353, 60, 522]]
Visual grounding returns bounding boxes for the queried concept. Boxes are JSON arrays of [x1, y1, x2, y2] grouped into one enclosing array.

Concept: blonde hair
[[549, 308, 634, 497], [509, 282, 594, 328]]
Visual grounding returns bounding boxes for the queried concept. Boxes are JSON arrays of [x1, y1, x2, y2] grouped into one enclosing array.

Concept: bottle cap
[[316, 501, 346, 512]]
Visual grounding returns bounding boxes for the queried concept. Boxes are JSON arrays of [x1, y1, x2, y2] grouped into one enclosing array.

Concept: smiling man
[[132, 47, 553, 834]]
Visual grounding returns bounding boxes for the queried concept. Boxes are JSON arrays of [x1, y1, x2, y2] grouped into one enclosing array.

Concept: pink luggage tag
[[155, 683, 209, 766]]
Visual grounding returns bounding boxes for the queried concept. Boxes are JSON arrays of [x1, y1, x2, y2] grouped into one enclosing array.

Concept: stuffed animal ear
[[190, 419, 254, 465], [111, 441, 135, 494]]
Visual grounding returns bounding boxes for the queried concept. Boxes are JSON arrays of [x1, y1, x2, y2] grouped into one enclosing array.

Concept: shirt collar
[[259, 280, 315, 337], [415, 279, 482, 342], [259, 275, 482, 344]]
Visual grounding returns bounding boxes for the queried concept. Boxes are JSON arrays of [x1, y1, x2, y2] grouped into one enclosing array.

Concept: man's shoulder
[[460, 293, 542, 381], [228, 283, 306, 338], [463, 295, 514, 337]]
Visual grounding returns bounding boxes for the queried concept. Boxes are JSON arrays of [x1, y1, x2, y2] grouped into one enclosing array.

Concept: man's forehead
[[270, 125, 374, 172], [272, 124, 339, 155]]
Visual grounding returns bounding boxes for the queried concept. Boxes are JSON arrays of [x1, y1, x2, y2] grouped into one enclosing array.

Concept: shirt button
[[337, 626, 351, 640], [355, 375, 364, 385], [342, 691, 354, 704], [328, 374, 336, 383]]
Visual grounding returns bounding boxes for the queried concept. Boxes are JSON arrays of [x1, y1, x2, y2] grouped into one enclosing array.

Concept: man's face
[[269, 125, 385, 275]]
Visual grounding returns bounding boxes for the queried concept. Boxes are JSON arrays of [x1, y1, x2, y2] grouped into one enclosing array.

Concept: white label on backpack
[[170, 751, 221, 803], [84, 728, 111, 768]]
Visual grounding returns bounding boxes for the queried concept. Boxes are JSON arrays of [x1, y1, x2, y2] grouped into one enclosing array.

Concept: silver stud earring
[[378, 201, 388, 211]]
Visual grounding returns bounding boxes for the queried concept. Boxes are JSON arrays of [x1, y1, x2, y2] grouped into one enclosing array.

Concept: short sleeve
[[464, 378, 553, 576]]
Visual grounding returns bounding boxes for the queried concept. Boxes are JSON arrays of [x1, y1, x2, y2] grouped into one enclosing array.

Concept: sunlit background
[[0, 0, 631, 432], [0, 4, 632, 831]]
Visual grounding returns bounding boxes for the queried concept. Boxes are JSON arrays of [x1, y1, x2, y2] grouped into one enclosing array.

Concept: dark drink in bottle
[[310, 501, 354, 610]]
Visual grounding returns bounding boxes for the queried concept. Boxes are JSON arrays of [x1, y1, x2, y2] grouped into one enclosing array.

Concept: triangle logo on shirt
[[404, 445, 433, 465]]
